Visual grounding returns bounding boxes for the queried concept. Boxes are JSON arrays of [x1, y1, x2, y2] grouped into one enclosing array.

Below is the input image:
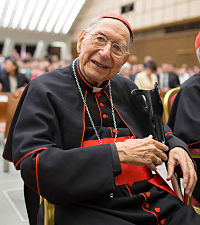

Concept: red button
[[113, 129, 119, 134], [97, 93, 101, 97], [103, 114, 108, 119], [100, 103, 104, 107]]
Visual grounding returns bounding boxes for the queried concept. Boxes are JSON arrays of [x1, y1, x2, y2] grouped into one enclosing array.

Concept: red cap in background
[[195, 32, 200, 51]]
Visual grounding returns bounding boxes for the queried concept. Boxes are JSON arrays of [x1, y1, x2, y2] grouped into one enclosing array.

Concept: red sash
[[83, 137, 178, 198]]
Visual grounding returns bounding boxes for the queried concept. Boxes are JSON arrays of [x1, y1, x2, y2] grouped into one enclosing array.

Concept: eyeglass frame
[[85, 31, 129, 58]]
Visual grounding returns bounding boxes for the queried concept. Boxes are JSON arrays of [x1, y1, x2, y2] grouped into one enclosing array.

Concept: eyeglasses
[[86, 32, 128, 58]]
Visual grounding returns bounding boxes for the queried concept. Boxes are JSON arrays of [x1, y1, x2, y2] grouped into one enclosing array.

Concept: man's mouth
[[91, 60, 109, 69]]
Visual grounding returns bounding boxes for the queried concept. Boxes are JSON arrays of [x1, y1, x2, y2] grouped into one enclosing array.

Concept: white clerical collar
[[93, 87, 103, 92]]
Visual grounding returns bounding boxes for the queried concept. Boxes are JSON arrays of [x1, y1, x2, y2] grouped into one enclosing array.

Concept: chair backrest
[[163, 87, 180, 123], [0, 93, 14, 133], [4, 95, 21, 139], [0, 93, 13, 122]]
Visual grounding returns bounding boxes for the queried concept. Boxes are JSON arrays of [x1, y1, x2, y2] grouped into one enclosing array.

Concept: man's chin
[[86, 75, 104, 86]]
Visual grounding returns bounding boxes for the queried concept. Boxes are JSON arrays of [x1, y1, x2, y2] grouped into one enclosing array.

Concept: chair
[[163, 87, 200, 214], [0, 93, 13, 152], [1, 93, 21, 172], [40, 196, 55, 225], [4, 95, 21, 139], [0, 93, 13, 133], [163, 87, 180, 123], [0, 93, 14, 172]]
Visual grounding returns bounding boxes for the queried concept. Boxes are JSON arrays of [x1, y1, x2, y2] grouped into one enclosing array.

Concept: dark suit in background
[[158, 72, 180, 89], [0, 73, 29, 92]]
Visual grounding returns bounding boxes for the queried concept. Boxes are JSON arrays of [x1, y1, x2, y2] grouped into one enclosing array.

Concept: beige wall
[[70, 0, 200, 41], [131, 29, 200, 67], [70, 0, 200, 65]]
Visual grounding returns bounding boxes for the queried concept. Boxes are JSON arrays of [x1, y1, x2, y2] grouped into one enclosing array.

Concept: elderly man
[[168, 32, 200, 206], [3, 14, 200, 225]]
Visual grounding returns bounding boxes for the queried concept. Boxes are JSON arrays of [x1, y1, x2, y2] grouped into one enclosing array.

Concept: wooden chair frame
[[163, 87, 180, 123], [40, 197, 55, 225]]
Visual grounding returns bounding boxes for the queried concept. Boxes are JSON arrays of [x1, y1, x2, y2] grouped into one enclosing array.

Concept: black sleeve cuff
[[110, 143, 122, 176]]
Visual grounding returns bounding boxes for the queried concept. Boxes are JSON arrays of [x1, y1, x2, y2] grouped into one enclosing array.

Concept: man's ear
[[77, 29, 87, 54]]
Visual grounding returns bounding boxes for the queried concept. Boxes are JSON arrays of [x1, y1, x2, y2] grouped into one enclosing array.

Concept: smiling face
[[77, 18, 130, 87]]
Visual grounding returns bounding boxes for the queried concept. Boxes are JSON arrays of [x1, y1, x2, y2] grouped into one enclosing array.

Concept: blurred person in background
[[31, 60, 48, 79], [128, 54, 138, 66], [129, 63, 144, 81], [168, 63, 177, 74], [186, 67, 194, 76], [134, 60, 158, 89], [143, 55, 152, 68], [177, 67, 190, 85], [128, 55, 138, 81], [158, 63, 180, 90], [192, 65, 200, 75], [119, 62, 132, 79], [168, 31, 200, 207], [0, 56, 29, 94], [21, 59, 32, 79], [10, 49, 21, 61], [0, 54, 5, 79]]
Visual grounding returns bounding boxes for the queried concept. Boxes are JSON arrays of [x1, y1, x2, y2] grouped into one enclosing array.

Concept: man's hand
[[167, 147, 197, 197], [115, 135, 168, 171]]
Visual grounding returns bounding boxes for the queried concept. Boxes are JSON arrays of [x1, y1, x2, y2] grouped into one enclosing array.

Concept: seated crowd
[[0, 49, 199, 95]]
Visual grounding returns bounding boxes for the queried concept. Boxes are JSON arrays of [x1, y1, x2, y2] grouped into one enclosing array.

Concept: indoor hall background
[[0, 1, 200, 224], [132, 29, 200, 67], [70, 0, 200, 66]]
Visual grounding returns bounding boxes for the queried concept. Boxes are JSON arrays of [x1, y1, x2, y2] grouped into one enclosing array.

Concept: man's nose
[[99, 43, 112, 58]]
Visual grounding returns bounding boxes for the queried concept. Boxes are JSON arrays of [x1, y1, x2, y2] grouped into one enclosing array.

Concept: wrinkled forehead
[[89, 18, 130, 42]]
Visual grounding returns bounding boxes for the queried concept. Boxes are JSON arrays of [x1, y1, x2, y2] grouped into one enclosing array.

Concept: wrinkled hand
[[116, 135, 168, 171], [167, 147, 197, 197]]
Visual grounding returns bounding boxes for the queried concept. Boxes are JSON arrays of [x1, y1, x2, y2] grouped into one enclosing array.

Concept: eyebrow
[[93, 31, 127, 47], [93, 31, 107, 37]]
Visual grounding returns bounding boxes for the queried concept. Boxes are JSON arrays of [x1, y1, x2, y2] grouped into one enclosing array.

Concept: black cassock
[[3, 59, 200, 225], [168, 72, 200, 204]]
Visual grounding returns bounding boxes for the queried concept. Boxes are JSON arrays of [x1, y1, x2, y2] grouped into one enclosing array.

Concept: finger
[[179, 160, 190, 193], [190, 171, 197, 196], [143, 151, 162, 166], [154, 149, 168, 161], [140, 155, 157, 171], [152, 157, 163, 166], [145, 135, 153, 139], [156, 158, 163, 165], [148, 139, 169, 152], [154, 141, 169, 152], [166, 159, 176, 180], [146, 162, 157, 171], [185, 164, 197, 196]]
